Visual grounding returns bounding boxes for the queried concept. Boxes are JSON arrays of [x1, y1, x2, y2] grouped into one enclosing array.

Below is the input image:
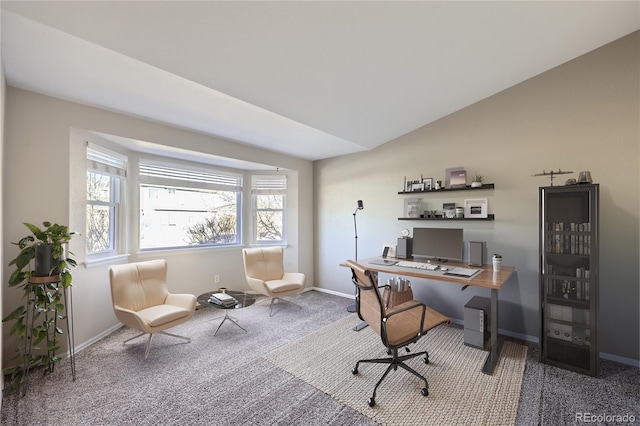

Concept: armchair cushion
[[137, 305, 193, 328]]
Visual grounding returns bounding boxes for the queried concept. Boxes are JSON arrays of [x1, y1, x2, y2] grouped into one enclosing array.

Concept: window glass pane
[[87, 172, 111, 202], [256, 210, 283, 241], [86, 204, 112, 253], [256, 194, 283, 209], [140, 185, 238, 249]]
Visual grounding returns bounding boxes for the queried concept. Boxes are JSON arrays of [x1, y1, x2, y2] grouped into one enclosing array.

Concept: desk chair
[[109, 259, 197, 359], [242, 247, 306, 316], [346, 260, 450, 407]]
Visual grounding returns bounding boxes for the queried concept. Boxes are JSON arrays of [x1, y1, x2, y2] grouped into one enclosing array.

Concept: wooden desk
[[345, 257, 515, 375]]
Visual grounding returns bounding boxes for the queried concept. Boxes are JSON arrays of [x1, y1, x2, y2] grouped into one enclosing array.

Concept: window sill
[[84, 253, 131, 268]]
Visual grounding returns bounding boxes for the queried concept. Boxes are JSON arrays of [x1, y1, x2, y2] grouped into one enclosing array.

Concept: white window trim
[[251, 174, 287, 245], [86, 144, 127, 259]]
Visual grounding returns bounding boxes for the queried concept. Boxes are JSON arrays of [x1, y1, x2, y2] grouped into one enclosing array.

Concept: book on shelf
[[208, 292, 237, 307]]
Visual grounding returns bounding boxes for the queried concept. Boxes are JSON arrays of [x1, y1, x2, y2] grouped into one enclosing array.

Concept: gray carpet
[[2, 291, 639, 425]]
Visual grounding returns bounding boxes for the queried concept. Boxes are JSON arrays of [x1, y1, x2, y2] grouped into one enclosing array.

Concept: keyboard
[[443, 267, 480, 277], [396, 261, 439, 271]]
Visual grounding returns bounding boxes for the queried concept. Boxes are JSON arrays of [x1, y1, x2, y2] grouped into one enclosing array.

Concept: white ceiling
[[2, 1, 639, 161]]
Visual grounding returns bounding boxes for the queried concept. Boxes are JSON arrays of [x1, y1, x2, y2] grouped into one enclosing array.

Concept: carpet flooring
[[265, 314, 527, 425], [1, 291, 638, 425]]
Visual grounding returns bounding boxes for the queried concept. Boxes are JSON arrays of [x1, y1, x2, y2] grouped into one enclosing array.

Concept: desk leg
[[482, 288, 504, 375]]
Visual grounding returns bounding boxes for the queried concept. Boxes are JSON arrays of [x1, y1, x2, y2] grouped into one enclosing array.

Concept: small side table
[[23, 275, 76, 395], [197, 291, 256, 336]]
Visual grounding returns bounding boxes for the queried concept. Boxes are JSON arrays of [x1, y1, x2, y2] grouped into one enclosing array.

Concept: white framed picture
[[464, 198, 488, 218], [404, 198, 421, 218]]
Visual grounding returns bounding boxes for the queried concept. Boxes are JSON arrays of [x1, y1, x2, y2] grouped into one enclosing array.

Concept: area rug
[[265, 314, 527, 425]]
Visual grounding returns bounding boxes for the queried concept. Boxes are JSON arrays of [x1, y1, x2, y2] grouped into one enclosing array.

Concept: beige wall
[[314, 32, 639, 362], [2, 89, 314, 363]]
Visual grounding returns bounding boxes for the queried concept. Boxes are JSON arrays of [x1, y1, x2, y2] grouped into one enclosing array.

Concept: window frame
[[251, 174, 287, 245], [85, 144, 127, 261], [138, 159, 244, 251]]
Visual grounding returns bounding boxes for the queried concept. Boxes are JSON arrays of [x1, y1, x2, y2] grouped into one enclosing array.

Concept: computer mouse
[[440, 266, 449, 271]]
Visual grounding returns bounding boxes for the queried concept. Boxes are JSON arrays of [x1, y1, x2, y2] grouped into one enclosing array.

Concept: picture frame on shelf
[[464, 198, 488, 218], [445, 166, 465, 189], [404, 198, 421, 218], [449, 169, 467, 188], [443, 202, 456, 218], [422, 177, 433, 191], [411, 182, 425, 192]]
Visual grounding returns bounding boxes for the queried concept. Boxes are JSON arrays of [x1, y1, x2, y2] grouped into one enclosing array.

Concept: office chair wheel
[[421, 387, 429, 397], [368, 397, 376, 407], [352, 367, 358, 375], [423, 354, 429, 364]]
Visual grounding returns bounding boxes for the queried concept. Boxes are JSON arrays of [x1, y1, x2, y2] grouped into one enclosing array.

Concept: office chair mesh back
[[351, 265, 386, 337]]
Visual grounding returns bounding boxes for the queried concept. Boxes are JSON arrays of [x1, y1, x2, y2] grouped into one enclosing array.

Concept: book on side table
[[208, 292, 238, 307]]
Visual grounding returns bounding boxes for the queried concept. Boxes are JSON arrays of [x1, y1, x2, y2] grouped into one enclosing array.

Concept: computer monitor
[[412, 227, 463, 262]]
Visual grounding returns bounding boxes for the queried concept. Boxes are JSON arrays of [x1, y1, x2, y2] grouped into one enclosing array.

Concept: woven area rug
[[265, 314, 527, 425]]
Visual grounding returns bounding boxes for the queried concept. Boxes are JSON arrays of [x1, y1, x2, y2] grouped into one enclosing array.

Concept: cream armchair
[[242, 247, 306, 316], [108, 259, 196, 359]]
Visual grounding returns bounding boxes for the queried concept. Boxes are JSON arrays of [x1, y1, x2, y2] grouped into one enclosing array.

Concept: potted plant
[[2, 222, 77, 395], [471, 173, 484, 188]]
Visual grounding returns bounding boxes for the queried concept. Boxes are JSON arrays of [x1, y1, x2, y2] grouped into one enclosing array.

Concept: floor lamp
[[348, 200, 369, 331]]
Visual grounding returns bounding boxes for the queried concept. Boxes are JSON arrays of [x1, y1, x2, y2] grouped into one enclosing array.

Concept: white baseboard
[[309, 286, 354, 299], [67, 323, 123, 357]]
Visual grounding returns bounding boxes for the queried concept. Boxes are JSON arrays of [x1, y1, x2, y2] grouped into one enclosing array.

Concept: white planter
[[471, 182, 483, 188]]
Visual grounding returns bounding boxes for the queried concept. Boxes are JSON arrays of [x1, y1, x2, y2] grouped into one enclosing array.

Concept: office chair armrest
[[384, 301, 426, 319], [379, 284, 391, 309], [382, 301, 427, 338]]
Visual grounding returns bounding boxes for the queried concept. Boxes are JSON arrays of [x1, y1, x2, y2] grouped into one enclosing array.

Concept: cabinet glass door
[[540, 184, 598, 376]]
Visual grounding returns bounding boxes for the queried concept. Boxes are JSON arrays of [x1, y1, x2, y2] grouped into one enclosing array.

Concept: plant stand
[[22, 275, 76, 395]]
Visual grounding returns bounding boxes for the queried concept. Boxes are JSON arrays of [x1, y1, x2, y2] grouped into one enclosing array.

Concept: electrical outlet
[[214, 275, 220, 283]]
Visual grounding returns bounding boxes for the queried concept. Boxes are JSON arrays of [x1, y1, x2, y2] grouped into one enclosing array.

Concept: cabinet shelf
[[398, 183, 494, 195], [545, 295, 590, 309], [398, 214, 495, 221]]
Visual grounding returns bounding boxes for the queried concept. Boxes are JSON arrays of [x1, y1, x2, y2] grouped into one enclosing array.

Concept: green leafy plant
[[2, 222, 77, 395]]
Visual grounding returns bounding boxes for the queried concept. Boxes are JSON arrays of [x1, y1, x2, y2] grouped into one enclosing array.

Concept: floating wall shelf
[[398, 214, 495, 221], [398, 183, 495, 195]]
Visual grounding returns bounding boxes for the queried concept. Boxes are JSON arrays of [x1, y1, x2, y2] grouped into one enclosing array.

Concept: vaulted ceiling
[[2, 1, 639, 161]]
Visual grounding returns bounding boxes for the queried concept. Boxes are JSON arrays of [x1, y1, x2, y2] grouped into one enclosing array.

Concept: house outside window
[[139, 161, 243, 250]]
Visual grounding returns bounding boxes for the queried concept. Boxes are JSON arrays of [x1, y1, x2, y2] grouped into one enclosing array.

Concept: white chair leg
[[123, 332, 146, 345], [144, 334, 153, 360], [159, 330, 191, 342], [269, 297, 302, 317]]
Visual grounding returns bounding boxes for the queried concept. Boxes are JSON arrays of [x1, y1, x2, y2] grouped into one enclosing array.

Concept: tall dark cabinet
[[539, 183, 599, 376]]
